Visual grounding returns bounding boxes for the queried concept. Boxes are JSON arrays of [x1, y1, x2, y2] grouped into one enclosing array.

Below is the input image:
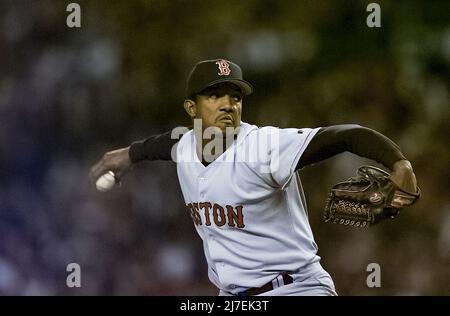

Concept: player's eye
[[232, 94, 242, 102], [208, 92, 221, 99]]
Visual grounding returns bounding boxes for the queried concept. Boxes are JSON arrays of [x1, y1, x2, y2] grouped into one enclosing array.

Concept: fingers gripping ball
[[95, 171, 117, 192]]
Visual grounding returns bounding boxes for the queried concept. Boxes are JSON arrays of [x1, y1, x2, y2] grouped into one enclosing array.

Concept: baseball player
[[90, 59, 419, 296]]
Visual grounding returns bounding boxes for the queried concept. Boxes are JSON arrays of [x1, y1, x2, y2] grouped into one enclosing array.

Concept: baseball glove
[[324, 165, 420, 227]]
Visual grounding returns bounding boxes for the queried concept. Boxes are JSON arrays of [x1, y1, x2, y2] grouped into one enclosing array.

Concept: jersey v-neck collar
[[192, 122, 257, 170]]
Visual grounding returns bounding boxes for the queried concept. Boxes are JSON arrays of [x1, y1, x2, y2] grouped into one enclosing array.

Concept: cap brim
[[201, 78, 253, 96]]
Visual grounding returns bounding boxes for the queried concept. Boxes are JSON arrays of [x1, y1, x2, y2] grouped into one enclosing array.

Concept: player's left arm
[[297, 124, 418, 194]]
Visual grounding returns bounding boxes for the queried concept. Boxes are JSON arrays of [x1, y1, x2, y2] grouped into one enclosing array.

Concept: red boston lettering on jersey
[[215, 60, 231, 76], [186, 202, 245, 228], [226, 205, 245, 228], [199, 202, 212, 226], [188, 202, 202, 226], [213, 204, 226, 226], [186, 203, 193, 223]]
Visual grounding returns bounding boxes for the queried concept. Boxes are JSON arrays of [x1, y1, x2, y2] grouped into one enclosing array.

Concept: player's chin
[[216, 119, 238, 129], [217, 123, 239, 134]]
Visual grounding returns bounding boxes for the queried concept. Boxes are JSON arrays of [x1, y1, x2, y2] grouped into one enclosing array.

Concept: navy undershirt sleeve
[[297, 124, 406, 170], [129, 130, 179, 163], [128, 124, 407, 170]]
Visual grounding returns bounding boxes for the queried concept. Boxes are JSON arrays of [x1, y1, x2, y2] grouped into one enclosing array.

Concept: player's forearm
[[298, 124, 406, 170], [128, 129, 178, 163]]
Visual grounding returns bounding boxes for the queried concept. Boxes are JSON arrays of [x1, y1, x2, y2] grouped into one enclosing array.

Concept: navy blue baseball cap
[[185, 59, 253, 98]]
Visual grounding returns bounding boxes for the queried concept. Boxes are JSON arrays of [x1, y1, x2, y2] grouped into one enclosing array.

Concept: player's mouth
[[217, 115, 234, 123]]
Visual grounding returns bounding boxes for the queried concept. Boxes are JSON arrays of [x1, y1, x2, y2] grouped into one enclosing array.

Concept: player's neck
[[195, 132, 238, 165]]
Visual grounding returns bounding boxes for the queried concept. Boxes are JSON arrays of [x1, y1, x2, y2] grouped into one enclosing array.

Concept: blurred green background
[[0, 0, 448, 295]]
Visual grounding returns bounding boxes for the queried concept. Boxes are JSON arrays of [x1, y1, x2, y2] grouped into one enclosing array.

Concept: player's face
[[194, 82, 243, 132]]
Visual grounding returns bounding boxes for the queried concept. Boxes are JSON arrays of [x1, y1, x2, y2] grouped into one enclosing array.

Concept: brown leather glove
[[324, 165, 420, 227]]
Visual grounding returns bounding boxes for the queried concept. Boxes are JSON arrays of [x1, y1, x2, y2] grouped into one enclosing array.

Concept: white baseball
[[95, 171, 116, 192]]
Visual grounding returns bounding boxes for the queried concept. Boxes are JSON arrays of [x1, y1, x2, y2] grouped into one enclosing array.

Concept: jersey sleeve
[[266, 127, 320, 188], [129, 127, 189, 163]]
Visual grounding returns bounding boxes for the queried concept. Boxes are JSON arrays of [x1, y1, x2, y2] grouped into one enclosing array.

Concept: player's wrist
[[128, 141, 144, 163]]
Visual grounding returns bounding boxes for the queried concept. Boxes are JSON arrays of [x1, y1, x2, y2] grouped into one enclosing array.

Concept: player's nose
[[219, 95, 236, 112]]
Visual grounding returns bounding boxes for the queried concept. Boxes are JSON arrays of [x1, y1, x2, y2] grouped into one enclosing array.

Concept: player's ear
[[183, 99, 197, 118]]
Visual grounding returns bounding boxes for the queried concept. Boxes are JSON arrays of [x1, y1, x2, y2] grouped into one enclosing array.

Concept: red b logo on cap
[[216, 60, 231, 76]]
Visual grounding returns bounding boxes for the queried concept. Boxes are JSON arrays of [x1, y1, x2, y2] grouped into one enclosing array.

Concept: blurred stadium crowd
[[0, 0, 448, 295]]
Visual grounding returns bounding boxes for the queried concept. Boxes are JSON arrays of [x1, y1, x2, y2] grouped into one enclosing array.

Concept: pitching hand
[[89, 146, 132, 184]]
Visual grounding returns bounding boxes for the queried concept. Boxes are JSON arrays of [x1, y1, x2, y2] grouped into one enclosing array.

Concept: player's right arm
[[89, 129, 179, 183]]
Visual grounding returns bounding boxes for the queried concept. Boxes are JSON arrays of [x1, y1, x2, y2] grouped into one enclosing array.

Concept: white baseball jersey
[[176, 122, 326, 294]]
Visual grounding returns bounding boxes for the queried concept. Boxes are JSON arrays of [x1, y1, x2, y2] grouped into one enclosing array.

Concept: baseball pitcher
[[90, 59, 420, 296]]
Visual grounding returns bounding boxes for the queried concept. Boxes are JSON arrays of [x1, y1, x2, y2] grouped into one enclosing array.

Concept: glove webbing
[[324, 194, 372, 227]]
